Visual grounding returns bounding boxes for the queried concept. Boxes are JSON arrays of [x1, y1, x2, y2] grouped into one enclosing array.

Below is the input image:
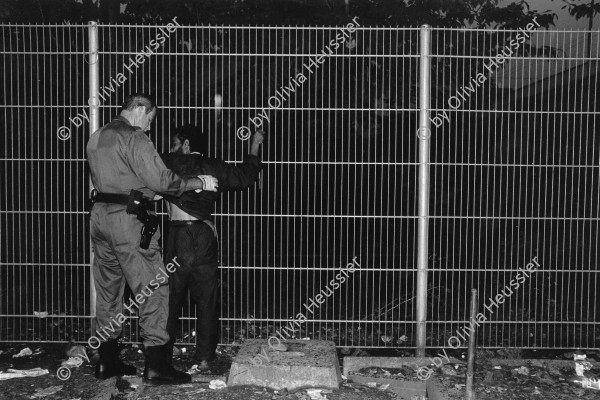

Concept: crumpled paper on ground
[[209, 379, 227, 389], [61, 357, 84, 368], [13, 347, 33, 358], [0, 368, 49, 380], [574, 354, 593, 377]]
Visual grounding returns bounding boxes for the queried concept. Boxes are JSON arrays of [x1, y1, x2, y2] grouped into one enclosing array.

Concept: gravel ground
[[0, 343, 395, 400], [2, 343, 600, 399]]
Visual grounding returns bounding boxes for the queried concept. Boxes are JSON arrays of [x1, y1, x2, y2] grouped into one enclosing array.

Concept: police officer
[[159, 125, 264, 366], [86, 94, 218, 384]]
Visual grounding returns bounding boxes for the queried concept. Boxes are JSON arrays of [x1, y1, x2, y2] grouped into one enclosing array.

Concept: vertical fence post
[[415, 24, 431, 357], [466, 289, 479, 400], [88, 21, 99, 336]]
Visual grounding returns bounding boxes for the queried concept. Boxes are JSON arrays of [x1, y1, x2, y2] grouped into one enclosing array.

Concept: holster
[[125, 190, 159, 250], [89, 189, 159, 249]]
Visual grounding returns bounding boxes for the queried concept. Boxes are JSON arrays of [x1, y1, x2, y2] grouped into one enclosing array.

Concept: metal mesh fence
[[1, 24, 91, 343], [1, 23, 598, 350], [426, 28, 599, 349]]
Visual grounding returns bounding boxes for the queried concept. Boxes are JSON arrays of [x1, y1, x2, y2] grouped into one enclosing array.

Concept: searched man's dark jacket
[[160, 153, 263, 221]]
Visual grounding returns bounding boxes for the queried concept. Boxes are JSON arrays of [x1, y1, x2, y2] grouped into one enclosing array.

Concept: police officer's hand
[[196, 175, 219, 192]]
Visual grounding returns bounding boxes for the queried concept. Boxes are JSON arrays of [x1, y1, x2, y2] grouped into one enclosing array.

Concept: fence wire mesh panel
[[428, 28, 599, 349], [89, 24, 421, 348], [1, 23, 598, 350], [0, 24, 92, 342]]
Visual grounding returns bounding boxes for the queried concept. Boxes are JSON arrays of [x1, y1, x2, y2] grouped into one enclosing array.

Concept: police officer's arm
[[129, 131, 214, 196]]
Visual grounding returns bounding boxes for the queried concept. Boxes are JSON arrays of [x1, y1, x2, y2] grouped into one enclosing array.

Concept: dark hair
[[121, 93, 156, 114], [173, 125, 205, 154]]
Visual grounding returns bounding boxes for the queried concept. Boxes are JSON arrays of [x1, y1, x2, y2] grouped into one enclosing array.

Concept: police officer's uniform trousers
[[91, 202, 169, 346]]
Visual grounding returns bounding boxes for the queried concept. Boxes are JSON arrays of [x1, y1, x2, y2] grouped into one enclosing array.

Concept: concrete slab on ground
[[344, 357, 453, 400], [342, 356, 464, 376], [227, 339, 342, 391]]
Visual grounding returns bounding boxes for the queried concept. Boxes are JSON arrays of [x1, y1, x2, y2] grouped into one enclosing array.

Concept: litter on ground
[[61, 357, 84, 368], [31, 385, 62, 398], [209, 379, 227, 389], [0, 368, 49, 381], [12, 347, 33, 358]]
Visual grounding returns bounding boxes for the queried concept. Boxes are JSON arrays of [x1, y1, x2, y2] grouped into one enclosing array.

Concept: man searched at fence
[[159, 125, 265, 367], [86, 93, 219, 384]]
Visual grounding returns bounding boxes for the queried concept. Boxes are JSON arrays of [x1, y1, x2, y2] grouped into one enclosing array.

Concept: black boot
[[95, 340, 137, 379], [143, 345, 191, 384], [164, 341, 174, 366]]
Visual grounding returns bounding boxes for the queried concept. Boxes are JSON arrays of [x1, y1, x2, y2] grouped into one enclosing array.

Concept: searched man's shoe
[[143, 345, 191, 384], [192, 351, 216, 363], [95, 340, 137, 379]]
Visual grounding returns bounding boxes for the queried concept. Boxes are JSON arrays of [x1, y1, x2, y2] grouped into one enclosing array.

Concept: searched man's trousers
[[165, 221, 219, 361], [90, 203, 170, 347]]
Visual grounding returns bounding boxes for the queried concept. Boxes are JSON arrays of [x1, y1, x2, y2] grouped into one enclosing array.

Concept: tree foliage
[[1, 0, 556, 28], [554, 0, 600, 23]]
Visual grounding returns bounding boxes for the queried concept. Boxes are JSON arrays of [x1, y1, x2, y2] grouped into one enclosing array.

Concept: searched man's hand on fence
[[250, 130, 265, 156], [252, 130, 265, 145], [196, 175, 219, 192]]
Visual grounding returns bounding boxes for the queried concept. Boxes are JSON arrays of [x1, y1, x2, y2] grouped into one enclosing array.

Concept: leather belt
[[169, 220, 204, 226], [170, 219, 218, 239], [91, 190, 153, 208], [93, 192, 130, 205]]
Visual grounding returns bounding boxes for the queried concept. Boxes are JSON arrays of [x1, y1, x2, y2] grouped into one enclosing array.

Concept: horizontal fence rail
[[0, 23, 598, 351]]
